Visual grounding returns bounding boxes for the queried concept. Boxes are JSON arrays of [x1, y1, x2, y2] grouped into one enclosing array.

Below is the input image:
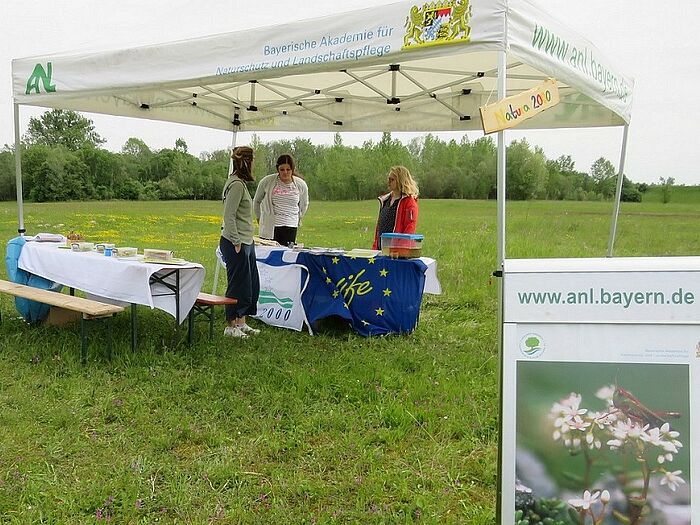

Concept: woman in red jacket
[[372, 166, 419, 250]]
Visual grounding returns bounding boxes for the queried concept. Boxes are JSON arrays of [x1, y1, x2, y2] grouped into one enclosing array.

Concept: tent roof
[[12, 0, 633, 133]]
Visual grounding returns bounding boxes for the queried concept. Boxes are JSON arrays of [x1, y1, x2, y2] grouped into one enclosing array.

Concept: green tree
[[121, 137, 152, 157], [157, 177, 184, 199], [174, 138, 188, 154], [659, 176, 675, 204], [506, 139, 547, 200], [590, 157, 617, 199], [414, 134, 448, 198], [200, 149, 231, 199], [122, 138, 155, 184], [554, 154, 576, 174], [28, 147, 91, 202], [79, 145, 122, 199], [470, 137, 496, 199], [620, 176, 642, 202], [116, 178, 144, 200], [199, 149, 229, 163], [8, 129, 652, 203], [291, 138, 319, 178], [0, 148, 16, 201], [545, 155, 583, 200], [24, 109, 106, 150]]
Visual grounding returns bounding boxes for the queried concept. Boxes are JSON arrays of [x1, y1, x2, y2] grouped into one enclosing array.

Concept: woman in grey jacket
[[253, 154, 309, 246], [220, 146, 261, 338]]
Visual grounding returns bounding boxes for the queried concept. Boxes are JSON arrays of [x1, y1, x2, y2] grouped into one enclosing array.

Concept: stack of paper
[[32, 233, 66, 242], [143, 248, 173, 261], [345, 248, 381, 258]]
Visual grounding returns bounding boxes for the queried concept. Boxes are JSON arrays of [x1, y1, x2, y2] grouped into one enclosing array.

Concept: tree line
[[0, 109, 650, 203]]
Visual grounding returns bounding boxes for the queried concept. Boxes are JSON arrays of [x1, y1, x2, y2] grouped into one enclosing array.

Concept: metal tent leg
[[14, 103, 25, 236], [606, 124, 630, 257]]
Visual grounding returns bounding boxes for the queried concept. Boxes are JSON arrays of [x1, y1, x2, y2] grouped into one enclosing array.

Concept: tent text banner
[[12, 0, 632, 132], [480, 78, 560, 134]]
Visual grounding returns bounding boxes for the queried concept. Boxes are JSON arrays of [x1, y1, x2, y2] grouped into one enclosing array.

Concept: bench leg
[[80, 316, 88, 364], [187, 304, 218, 344], [131, 304, 137, 352], [175, 270, 181, 342], [79, 316, 117, 364], [208, 305, 214, 341], [107, 316, 114, 361]]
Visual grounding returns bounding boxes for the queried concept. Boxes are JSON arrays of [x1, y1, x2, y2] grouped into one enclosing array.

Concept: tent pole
[[213, 127, 239, 295], [227, 128, 238, 175], [496, 69, 507, 266], [13, 103, 25, 236], [495, 48, 507, 525], [606, 124, 629, 257]]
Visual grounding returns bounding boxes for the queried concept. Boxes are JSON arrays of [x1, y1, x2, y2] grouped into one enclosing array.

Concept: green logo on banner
[[519, 333, 545, 358], [25, 62, 56, 95], [258, 290, 293, 309]]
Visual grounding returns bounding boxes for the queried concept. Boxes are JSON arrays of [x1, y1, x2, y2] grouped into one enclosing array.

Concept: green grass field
[[642, 185, 700, 204], [0, 199, 698, 524]]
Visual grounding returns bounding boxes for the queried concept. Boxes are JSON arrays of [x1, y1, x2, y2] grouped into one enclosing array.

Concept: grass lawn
[[0, 198, 697, 524], [642, 184, 700, 204]]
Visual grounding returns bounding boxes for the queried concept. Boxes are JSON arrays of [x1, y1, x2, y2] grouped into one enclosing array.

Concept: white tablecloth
[[18, 242, 205, 322]]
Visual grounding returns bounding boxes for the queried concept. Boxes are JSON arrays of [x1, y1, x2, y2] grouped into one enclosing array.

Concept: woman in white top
[[253, 154, 309, 246]]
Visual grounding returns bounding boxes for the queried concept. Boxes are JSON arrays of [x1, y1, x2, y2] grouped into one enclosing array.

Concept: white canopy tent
[[12, 0, 633, 263], [13, 0, 632, 130], [11, 1, 633, 520]]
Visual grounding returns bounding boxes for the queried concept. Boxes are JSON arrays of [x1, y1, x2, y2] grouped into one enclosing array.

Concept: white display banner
[[504, 257, 700, 324], [253, 261, 310, 333], [500, 256, 699, 524]]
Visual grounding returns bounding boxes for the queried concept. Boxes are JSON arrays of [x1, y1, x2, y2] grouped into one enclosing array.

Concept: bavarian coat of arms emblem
[[403, 0, 472, 49]]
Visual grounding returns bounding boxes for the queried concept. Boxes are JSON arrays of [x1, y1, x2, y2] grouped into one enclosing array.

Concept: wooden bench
[[187, 292, 237, 344], [0, 279, 124, 363]]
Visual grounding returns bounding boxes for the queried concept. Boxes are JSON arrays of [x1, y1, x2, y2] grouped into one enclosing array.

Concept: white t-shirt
[[271, 179, 301, 227]]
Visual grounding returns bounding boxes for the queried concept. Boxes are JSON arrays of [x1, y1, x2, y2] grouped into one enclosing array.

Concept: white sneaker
[[223, 326, 248, 338], [239, 323, 261, 335]]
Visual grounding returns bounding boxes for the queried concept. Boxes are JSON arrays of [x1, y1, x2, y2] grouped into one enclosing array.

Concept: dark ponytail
[[231, 146, 255, 182]]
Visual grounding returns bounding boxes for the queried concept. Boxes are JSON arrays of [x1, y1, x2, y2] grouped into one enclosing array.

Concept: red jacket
[[372, 193, 419, 249]]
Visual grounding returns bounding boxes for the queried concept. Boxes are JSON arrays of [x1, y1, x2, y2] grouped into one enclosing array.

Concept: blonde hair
[[230, 146, 255, 181], [389, 166, 419, 197]]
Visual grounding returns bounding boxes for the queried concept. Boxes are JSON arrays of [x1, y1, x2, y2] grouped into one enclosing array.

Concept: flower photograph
[[514, 362, 690, 525]]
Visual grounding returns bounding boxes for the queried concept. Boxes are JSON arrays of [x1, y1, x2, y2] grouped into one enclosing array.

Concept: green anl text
[[25, 62, 56, 95]]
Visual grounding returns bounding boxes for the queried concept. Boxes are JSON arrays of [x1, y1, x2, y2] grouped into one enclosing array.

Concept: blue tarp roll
[[5, 237, 63, 323]]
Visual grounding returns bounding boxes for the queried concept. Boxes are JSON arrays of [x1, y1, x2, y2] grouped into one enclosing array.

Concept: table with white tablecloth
[[19, 242, 205, 348]]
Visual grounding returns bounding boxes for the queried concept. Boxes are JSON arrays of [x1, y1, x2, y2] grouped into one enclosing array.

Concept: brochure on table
[[500, 256, 699, 524]]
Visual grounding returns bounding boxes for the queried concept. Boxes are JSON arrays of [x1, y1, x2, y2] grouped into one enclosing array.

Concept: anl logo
[[25, 62, 56, 95], [519, 333, 545, 358]]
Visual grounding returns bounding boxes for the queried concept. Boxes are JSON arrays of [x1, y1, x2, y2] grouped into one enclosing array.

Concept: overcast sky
[[2, 0, 699, 185]]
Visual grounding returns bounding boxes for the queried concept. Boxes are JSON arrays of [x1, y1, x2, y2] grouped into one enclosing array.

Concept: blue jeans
[[219, 237, 260, 321]]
